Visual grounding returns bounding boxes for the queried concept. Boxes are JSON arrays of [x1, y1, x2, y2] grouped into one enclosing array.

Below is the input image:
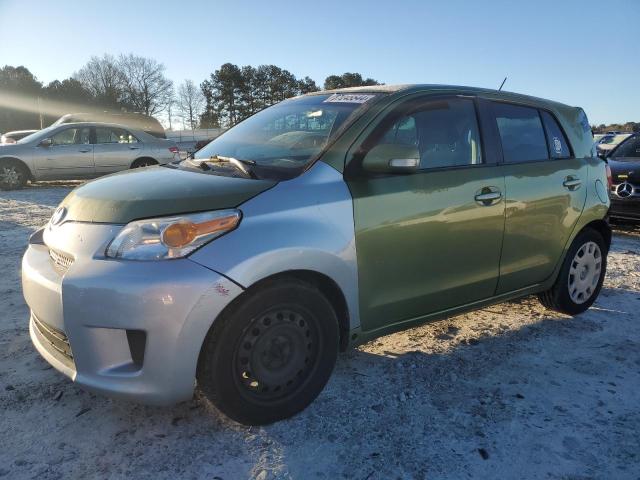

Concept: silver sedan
[[0, 122, 179, 189]]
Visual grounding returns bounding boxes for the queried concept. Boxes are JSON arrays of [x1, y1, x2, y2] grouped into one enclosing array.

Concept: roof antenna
[[498, 76, 507, 91]]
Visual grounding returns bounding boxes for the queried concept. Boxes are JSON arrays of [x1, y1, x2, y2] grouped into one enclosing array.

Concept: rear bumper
[[22, 240, 243, 405], [609, 198, 640, 221]]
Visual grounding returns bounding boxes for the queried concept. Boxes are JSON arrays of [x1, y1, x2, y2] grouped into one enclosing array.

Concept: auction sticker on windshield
[[323, 93, 376, 103]]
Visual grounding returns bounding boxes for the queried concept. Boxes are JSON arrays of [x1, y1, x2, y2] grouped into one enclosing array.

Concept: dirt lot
[[1, 183, 639, 480]]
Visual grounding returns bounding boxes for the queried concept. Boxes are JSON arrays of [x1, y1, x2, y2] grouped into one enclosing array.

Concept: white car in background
[[0, 122, 179, 190], [596, 133, 632, 156], [1, 129, 39, 144]]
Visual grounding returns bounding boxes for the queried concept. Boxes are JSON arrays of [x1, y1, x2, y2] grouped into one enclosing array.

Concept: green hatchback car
[[22, 85, 611, 425]]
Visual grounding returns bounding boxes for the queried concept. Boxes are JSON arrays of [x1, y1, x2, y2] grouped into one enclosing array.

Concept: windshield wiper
[[200, 154, 257, 178]]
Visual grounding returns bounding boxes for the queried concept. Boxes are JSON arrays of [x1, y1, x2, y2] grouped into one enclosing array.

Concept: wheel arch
[[580, 219, 612, 251], [0, 156, 34, 181], [130, 157, 158, 168], [257, 270, 351, 351], [200, 270, 352, 356]]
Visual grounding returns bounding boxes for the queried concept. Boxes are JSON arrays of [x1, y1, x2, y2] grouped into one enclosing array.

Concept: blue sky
[[0, 0, 638, 124]]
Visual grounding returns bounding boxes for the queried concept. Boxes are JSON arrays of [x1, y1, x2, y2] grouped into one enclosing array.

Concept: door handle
[[78, 148, 91, 153], [562, 176, 582, 190], [129, 146, 140, 150], [474, 187, 502, 205]]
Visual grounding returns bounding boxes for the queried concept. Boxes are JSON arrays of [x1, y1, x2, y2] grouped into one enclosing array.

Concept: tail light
[[605, 163, 613, 190], [168, 146, 179, 154]]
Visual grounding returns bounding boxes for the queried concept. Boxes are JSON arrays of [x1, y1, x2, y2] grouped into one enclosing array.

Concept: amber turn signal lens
[[161, 214, 240, 248], [162, 222, 197, 248]]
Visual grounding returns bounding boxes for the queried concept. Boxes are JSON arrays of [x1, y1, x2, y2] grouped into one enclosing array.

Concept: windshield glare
[[17, 125, 57, 144], [193, 94, 378, 169]]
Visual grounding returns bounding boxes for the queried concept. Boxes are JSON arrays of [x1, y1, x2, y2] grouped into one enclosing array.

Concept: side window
[[50, 127, 90, 146], [380, 117, 417, 146], [493, 103, 548, 163], [95, 127, 138, 144], [612, 136, 640, 159], [373, 98, 482, 169], [540, 111, 571, 158]]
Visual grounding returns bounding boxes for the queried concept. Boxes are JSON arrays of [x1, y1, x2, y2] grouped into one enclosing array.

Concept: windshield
[[191, 93, 380, 176], [611, 136, 640, 160], [17, 124, 58, 144], [601, 134, 630, 145]]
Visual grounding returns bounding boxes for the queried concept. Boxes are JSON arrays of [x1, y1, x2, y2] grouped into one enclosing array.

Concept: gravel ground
[[1, 183, 639, 480]]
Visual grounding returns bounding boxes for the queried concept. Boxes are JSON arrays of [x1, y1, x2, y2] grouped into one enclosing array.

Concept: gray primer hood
[[60, 166, 277, 223]]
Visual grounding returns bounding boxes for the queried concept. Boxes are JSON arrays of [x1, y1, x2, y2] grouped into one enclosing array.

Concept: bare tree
[[118, 54, 174, 116], [176, 80, 205, 130], [74, 54, 126, 109]]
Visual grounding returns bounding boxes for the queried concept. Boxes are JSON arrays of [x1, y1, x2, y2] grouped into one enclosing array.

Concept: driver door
[[346, 96, 506, 333], [33, 126, 94, 179]]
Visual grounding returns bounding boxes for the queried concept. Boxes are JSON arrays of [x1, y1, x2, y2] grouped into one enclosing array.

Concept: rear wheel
[[0, 160, 29, 190], [197, 279, 339, 425], [538, 229, 607, 315], [130, 158, 157, 168]]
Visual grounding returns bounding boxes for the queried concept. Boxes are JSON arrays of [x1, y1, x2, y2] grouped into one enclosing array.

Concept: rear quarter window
[[493, 103, 548, 163], [540, 111, 571, 159]]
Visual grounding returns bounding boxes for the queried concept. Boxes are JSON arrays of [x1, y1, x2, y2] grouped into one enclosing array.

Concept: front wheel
[[0, 160, 29, 190], [538, 229, 607, 315], [197, 279, 339, 425]]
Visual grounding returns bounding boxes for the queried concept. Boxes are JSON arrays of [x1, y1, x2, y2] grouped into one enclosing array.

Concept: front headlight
[[105, 209, 241, 260]]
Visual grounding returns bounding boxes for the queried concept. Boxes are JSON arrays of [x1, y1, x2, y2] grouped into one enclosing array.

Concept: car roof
[[309, 83, 576, 110], [56, 121, 147, 132], [3, 129, 38, 135]]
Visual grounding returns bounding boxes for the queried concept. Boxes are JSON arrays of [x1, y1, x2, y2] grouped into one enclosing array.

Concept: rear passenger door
[[92, 127, 140, 174], [486, 101, 588, 293]]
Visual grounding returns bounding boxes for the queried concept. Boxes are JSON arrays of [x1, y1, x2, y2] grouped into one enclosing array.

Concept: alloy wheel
[[0, 165, 22, 187]]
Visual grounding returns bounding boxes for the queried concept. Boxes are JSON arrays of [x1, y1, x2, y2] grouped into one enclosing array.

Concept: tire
[[0, 159, 29, 190], [197, 279, 339, 425], [538, 228, 607, 315], [130, 158, 157, 168]]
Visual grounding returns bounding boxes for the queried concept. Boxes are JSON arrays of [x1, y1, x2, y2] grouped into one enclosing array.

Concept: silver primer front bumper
[[22, 222, 243, 405]]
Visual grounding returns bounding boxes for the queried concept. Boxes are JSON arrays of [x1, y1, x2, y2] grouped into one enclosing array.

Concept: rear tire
[[0, 159, 29, 190], [130, 158, 157, 168], [538, 228, 607, 315], [197, 279, 339, 425]]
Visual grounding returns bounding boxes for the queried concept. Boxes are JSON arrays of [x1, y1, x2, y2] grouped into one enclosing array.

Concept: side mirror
[[597, 150, 608, 160], [362, 144, 420, 174], [39, 138, 52, 148]]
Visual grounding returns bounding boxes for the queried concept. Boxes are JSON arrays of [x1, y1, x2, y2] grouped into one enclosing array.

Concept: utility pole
[[37, 97, 44, 128]]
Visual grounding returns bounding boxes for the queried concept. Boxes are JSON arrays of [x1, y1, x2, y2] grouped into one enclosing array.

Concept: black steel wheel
[[197, 278, 339, 425]]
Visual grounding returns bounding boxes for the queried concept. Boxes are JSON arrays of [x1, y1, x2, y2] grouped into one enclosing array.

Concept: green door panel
[[348, 166, 505, 333], [496, 158, 588, 293]]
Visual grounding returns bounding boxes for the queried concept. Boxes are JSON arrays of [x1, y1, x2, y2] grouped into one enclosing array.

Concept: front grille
[[32, 315, 74, 363], [49, 248, 74, 274]]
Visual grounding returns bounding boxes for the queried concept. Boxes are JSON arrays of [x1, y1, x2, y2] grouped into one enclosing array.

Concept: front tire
[[197, 279, 339, 425], [0, 160, 29, 190], [538, 228, 607, 315]]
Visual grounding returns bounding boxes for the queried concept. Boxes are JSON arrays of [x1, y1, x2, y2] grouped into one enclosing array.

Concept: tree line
[[0, 54, 380, 134], [591, 122, 640, 134], [199, 63, 379, 128]]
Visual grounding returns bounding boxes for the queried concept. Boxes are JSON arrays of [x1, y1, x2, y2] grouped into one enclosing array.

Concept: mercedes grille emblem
[[50, 206, 67, 226], [616, 182, 633, 198]]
